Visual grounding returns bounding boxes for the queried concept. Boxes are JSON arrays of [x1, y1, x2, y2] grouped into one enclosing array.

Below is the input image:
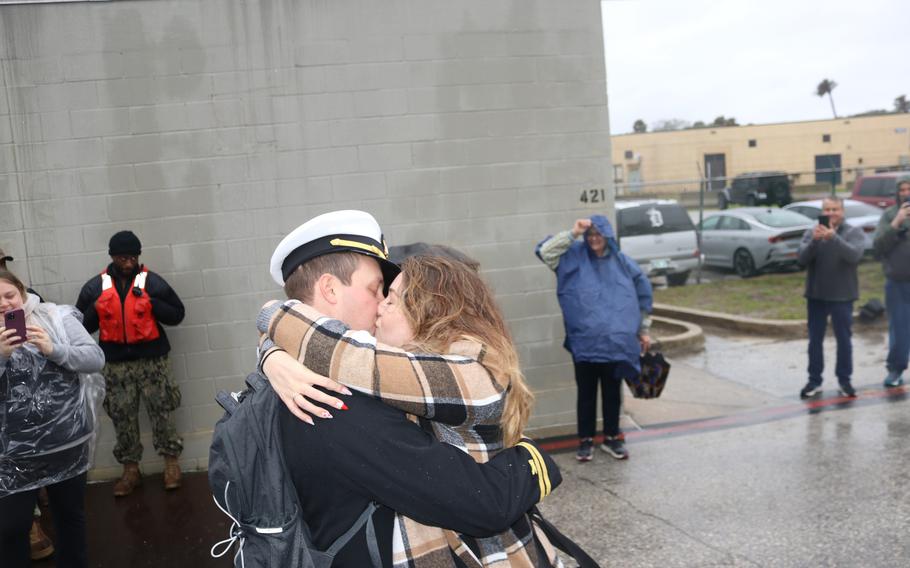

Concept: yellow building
[[611, 114, 910, 195]]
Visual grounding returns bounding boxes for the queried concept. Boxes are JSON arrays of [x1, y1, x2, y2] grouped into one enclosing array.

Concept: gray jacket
[[797, 223, 865, 302], [872, 203, 910, 281]]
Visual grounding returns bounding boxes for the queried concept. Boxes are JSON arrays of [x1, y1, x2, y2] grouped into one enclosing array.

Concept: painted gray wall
[[0, 0, 614, 477]]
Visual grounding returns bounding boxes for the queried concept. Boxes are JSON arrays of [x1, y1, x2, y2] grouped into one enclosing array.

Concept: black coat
[[280, 390, 561, 567]]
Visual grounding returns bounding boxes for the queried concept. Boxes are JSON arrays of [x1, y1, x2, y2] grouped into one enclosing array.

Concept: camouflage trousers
[[102, 356, 183, 464]]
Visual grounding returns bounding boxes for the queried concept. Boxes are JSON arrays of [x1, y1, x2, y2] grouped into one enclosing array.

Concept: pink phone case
[[4, 308, 26, 345]]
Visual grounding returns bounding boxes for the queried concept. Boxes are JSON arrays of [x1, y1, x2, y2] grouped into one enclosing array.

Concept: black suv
[[718, 172, 792, 209]]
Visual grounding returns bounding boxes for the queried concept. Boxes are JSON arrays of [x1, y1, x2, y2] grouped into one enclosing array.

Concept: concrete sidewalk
[[33, 328, 898, 567]]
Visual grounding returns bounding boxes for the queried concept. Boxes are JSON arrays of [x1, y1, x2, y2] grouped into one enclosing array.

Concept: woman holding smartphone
[[0, 269, 104, 568]]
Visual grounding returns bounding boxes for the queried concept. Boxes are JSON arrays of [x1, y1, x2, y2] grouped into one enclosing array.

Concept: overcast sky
[[602, 0, 909, 134]]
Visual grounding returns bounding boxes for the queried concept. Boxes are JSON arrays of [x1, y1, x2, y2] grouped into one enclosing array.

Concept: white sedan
[[784, 199, 883, 253]]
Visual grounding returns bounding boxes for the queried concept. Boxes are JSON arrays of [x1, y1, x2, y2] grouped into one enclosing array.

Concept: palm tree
[[816, 79, 838, 118]]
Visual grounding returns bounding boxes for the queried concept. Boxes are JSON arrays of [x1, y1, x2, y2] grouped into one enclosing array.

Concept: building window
[[624, 150, 634, 160], [613, 164, 624, 183], [748, 139, 757, 147], [822, 134, 831, 143]]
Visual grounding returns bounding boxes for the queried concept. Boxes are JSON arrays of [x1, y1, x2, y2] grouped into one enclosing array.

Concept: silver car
[[783, 198, 883, 253], [616, 199, 701, 286], [699, 208, 814, 277]]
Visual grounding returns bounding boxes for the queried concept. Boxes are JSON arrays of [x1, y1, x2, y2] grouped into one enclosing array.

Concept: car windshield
[[750, 210, 812, 228], [618, 204, 695, 237], [844, 203, 883, 218]]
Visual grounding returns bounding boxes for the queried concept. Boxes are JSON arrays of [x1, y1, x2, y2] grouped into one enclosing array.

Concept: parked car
[[615, 199, 701, 286], [784, 198, 883, 253], [850, 171, 910, 209], [699, 208, 814, 277], [717, 172, 792, 209]]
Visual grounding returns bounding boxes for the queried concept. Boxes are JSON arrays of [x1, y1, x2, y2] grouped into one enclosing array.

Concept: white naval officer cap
[[269, 210, 400, 289]]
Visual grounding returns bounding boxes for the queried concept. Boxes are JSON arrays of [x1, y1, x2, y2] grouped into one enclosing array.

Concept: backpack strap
[[529, 506, 601, 568], [215, 390, 241, 415], [246, 371, 270, 392], [324, 501, 382, 568]]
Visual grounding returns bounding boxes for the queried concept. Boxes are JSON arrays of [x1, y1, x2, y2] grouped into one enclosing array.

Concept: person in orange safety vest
[[75, 231, 185, 497]]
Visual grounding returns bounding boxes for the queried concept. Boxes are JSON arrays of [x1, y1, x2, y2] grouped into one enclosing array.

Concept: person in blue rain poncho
[[537, 215, 653, 462]]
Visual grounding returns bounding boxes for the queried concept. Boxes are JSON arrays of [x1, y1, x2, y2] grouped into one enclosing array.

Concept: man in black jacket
[[259, 211, 561, 566], [75, 231, 186, 496], [796, 197, 865, 399]]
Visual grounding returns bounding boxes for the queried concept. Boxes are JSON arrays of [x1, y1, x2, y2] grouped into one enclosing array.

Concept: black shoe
[[576, 438, 594, 462], [600, 436, 629, 460], [838, 383, 857, 398], [800, 383, 822, 399]]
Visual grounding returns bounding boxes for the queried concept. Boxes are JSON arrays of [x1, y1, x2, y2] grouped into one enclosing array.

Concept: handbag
[[529, 506, 601, 568], [624, 351, 671, 399]]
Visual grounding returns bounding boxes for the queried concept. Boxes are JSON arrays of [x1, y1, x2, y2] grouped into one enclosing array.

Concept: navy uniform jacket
[[280, 391, 560, 567]]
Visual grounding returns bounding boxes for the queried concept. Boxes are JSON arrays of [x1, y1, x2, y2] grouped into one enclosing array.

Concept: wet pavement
[[538, 327, 910, 567], [31, 328, 909, 567], [539, 397, 910, 567]]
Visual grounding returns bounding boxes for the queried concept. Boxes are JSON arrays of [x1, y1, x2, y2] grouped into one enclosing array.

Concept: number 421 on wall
[[579, 188, 606, 204]]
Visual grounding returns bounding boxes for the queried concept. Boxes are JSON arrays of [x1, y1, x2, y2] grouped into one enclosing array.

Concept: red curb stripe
[[537, 384, 908, 453]]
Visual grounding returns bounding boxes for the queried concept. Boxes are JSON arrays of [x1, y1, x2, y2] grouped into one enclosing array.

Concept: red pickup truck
[[851, 172, 910, 208]]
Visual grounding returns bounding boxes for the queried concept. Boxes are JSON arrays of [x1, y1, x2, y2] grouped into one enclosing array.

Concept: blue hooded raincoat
[[536, 215, 653, 370]]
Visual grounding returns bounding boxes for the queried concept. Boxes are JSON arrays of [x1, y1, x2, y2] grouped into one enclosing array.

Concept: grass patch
[[654, 260, 886, 320]]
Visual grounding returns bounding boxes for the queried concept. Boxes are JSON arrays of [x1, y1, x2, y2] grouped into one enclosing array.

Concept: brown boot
[[113, 462, 142, 497], [163, 456, 182, 490], [30, 519, 54, 560]]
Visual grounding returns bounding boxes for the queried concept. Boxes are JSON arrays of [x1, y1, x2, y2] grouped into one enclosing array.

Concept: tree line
[[633, 80, 909, 133]]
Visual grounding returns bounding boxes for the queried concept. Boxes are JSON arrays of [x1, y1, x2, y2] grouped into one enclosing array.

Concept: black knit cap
[[108, 231, 142, 256]]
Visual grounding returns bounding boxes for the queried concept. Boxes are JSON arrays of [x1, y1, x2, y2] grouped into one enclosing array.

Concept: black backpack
[[208, 372, 381, 568]]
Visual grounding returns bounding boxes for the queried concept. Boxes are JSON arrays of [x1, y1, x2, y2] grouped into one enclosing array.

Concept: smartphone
[[4, 308, 26, 345], [817, 215, 830, 228]]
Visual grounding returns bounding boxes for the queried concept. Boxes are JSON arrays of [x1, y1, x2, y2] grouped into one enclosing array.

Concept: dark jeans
[[574, 361, 633, 439], [886, 279, 910, 374], [807, 299, 854, 387], [0, 473, 88, 568]]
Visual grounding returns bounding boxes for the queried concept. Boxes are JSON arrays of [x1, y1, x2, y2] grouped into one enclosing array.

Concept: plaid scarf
[[257, 300, 562, 567]]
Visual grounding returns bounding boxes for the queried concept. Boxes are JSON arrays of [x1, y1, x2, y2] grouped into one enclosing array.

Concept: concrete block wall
[[0, 0, 614, 478]]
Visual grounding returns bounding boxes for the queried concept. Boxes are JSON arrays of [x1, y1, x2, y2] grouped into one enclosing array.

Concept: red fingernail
[[341, 403, 349, 411]]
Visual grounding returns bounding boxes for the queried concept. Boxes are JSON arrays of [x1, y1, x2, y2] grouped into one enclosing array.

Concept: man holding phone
[[797, 197, 865, 399], [873, 180, 910, 388]]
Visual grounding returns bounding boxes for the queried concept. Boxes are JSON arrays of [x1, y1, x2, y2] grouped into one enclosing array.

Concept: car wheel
[[733, 249, 756, 278], [746, 195, 757, 206], [667, 271, 690, 286], [718, 193, 728, 210]]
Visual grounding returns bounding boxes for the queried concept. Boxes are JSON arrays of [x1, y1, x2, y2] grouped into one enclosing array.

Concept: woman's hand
[[26, 325, 54, 356], [263, 350, 352, 425], [0, 327, 23, 357], [639, 334, 652, 355]]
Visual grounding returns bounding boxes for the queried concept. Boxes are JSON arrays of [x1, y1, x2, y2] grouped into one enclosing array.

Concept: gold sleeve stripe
[[516, 441, 551, 499], [522, 442, 550, 499], [329, 238, 388, 260]]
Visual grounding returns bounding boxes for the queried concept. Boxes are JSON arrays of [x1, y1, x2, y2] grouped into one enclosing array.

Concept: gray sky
[[602, 0, 909, 134]]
